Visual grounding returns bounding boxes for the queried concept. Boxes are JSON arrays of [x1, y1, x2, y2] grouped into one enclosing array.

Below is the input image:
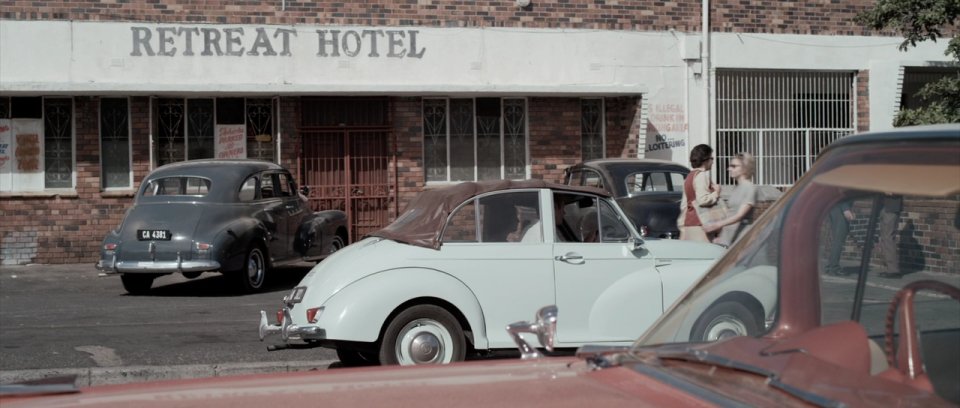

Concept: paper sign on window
[[215, 124, 247, 159]]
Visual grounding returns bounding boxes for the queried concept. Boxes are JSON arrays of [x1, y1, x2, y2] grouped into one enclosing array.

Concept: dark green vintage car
[[96, 159, 347, 294]]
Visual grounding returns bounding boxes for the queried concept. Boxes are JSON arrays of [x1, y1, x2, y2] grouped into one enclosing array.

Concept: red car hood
[[2, 358, 710, 408]]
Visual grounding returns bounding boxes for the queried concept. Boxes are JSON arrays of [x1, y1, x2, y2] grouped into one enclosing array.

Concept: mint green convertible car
[[259, 180, 724, 365]]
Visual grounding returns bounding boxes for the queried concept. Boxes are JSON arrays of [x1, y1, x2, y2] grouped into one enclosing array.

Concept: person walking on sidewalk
[[825, 201, 855, 276], [678, 144, 720, 242], [703, 152, 758, 247]]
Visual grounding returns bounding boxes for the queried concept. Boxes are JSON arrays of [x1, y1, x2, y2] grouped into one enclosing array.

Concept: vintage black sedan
[[96, 160, 348, 294], [564, 158, 688, 239]]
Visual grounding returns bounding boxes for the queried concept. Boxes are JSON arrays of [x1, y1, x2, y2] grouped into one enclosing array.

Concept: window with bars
[[154, 97, 275, 167], [715, 70, 856, 187], [423, 98, 528, 182], [100, 98, 131, 189], [0, 97, 75, 192], [581, 98, 605, 161]]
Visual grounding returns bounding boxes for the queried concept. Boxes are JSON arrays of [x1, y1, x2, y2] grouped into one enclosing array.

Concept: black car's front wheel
[[121, 273, 157, 295], [236, 245, 267, 292]]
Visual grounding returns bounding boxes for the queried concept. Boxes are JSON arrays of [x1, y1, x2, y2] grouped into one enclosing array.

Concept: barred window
[[581, 98, 605, 161], [0, 97, 75, 192], [423, 98, 528, 182], [715, 70, 855, 187], [154, 97, 275, 167], [100, 98, 131, 189]]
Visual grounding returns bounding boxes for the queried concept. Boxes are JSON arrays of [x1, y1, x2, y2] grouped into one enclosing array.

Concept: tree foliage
[[856, 0, 960, 126]]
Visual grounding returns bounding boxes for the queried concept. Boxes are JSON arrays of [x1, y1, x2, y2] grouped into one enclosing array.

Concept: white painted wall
[[0, 20, 954, 166]]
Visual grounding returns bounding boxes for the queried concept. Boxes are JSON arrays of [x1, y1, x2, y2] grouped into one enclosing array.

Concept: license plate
[[138, 229, 171, 241]]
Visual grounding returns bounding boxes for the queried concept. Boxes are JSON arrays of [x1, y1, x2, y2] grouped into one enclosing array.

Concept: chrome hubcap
[[247, 250, 264, 287], [704, 315, 748, 341], [396, 318, 453, 365]]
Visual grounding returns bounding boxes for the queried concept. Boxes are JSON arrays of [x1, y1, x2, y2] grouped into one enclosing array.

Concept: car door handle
[[555, 252, 584, 264]]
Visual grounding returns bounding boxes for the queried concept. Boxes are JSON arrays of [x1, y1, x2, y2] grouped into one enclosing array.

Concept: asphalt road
[[0, 262, 338, 385]]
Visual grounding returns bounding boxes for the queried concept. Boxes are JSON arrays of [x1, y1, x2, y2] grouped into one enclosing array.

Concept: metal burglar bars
[[715, 70, 856, 187], [299, 98, 394, 242]]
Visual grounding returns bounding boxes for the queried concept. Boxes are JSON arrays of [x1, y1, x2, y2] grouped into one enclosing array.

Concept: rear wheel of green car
[[690, 301, 761, 342], [379, 305, 466, 366]]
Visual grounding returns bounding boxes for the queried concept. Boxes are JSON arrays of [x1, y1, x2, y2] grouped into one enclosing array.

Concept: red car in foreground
[[4, 124, 959, 407]]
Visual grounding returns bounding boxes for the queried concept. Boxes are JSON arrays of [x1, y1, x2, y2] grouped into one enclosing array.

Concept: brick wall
[[857, 70, 870, 132], [832, 197, 960, 275], [1, 0, 913, 37], [0, 96, 152, 265]]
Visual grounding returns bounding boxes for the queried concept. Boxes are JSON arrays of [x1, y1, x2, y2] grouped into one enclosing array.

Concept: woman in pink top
[[677, 144, 720, 242]]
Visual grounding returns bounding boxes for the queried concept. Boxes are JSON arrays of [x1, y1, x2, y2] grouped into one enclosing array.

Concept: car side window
[[554, 192, 600, 243], [668, 172, 685, 192], [583, 170, 603, 189], [238, 177, 257, 202], [643, 172, 669, 192], [477, 192, 541, 243], [627, 172, 670, 193], [277, 173, 293, 197], [599, 199, 631, 242], [260, 173, 275, 199], [442, 199, 478, 243]]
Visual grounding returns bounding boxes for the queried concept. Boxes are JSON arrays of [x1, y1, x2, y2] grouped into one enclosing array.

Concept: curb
[[0, 360, 337, 387]]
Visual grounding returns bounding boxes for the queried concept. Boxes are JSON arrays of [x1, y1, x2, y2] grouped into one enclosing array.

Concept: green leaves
[[857, 0, 960, 126]]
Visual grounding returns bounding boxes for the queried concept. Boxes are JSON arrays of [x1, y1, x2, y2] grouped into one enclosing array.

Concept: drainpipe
[[702, 0, 712, 180]]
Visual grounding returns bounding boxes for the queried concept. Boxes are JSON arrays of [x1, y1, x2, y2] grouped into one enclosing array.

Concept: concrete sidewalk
[[1, 360, 337, 387]]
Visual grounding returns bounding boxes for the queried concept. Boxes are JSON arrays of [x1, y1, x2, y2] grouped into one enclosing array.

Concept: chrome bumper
[[97, 254, 219, 274], [258, 308, 324, 342]]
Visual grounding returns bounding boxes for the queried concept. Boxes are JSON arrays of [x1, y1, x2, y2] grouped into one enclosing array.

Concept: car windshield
[[633, 139, 960, 348]]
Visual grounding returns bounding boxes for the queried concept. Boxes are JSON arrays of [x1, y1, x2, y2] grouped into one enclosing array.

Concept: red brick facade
[[0, 1, 887, 35]]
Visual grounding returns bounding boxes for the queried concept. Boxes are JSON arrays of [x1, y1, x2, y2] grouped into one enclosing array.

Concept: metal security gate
[[715, 70, 856, 187], [300, 128, 393, 242]]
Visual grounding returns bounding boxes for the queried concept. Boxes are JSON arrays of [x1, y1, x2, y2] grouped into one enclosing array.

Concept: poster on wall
[[0, 119, 11, 191], [8, 119, 45, 191], [644, 102, 689, 164], [215, 124, 247, 159]]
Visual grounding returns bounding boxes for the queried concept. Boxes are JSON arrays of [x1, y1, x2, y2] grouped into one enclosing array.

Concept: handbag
[[695, 195, 729, 225]]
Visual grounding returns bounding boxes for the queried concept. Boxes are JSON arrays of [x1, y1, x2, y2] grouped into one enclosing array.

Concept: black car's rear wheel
[[236, 245, 267, 292], [121, 273, 157, 295]]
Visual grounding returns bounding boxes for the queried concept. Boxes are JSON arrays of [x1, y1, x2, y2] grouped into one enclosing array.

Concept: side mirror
[[299, 185, 310, 196], [506, 305, 558, 359], [629, 236, 644, 251]]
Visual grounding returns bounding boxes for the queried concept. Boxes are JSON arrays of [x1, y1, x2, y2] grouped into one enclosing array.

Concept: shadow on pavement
[[120, 265, 313, 298]]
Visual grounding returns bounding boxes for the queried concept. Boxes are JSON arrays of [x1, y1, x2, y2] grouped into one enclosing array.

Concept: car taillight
[[196, 242, 211, 251], [276, 310, 284, 325], [104, 243, 118, 251], [306, 307, 323, 323], [639, 225, 649, 237]]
